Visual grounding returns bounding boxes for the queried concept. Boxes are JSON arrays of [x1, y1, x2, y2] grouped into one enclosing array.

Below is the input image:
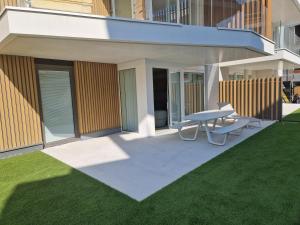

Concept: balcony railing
[[273, 24, 300, 56], [152, 0, 272, 38]]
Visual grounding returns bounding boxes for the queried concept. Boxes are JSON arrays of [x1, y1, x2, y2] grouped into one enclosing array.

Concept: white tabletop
[[185, 109, 234, 122]]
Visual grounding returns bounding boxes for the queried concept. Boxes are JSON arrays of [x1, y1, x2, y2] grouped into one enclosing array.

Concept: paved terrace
[[43, 121, 274, 201]]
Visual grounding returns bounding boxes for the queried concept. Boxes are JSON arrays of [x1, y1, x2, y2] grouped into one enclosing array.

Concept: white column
[[145, 0, 153, 20], [277, 60, 284, 77], [118, 59, 156, 137], [205, 64, 220, 110]]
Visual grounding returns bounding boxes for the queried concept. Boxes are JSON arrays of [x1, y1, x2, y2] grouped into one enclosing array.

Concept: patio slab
[[43, 121, 274, 201]]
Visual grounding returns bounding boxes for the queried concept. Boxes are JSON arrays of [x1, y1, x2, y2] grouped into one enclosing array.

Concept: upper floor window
[[115, 0, 133, 18], [152, 0, 178, 23], [152, 0, 271, 38]]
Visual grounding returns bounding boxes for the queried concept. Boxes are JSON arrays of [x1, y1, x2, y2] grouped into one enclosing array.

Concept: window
[[152, 0, 178, 23], [114, 0, 133, 18]]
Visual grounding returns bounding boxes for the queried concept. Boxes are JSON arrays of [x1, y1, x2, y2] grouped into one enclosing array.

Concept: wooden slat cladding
[[92, 0, 112, 16], [219, 78, 282, 121], [30, 0, 93, 14], [184, 83, 204, 115], [135, 0, 145, 20], [0, 55, 42, 152], [0, 0, 17, 12], [74, 61, 120, 134], [206, 0, 272, 39]]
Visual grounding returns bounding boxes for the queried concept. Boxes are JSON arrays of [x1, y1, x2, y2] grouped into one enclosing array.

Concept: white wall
[[118, 59, 207, 137], [118, 59, 156, 137]]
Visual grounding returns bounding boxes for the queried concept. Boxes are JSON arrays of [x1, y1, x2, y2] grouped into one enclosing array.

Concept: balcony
[[273, 24, 300, 56], [0, 0, 272, 39]]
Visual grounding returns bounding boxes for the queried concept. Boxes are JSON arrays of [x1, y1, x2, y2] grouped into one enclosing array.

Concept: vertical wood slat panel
[[74, 61, 120, 135], [135, 0, 146, 19], [0, 55, 42, 152], [0, 0, 17, 12], [219, 77, 282, 121], [92, 0, 112, 16], [265, 0, 273, 39]]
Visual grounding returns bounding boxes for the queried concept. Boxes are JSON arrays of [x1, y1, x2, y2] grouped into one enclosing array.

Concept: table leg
[[178, 122, 201, 141]]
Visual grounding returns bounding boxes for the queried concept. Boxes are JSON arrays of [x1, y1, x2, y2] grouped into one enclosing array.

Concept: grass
[[1, 122, 300, 225], [283, 108, 300, 122]]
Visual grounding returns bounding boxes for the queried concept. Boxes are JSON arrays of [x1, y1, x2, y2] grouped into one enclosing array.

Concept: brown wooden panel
[[219, 77, 282, 120], [0, 55, 42, 152], [265, 0, 272, 39], [92, 0, 112, 16], [74, 61, 120, 135], [0, 0, 17, 12], [135, 0, 145, 19]]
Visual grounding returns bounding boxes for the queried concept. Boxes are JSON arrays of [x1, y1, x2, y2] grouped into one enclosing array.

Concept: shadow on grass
[[0, 168, 137, 225]]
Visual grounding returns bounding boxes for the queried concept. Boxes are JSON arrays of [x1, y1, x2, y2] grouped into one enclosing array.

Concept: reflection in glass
[[170, 72, 181, 125], [152, 0, 178, 23], [115, 0, 132, 18], [153, 0, 269, 36]]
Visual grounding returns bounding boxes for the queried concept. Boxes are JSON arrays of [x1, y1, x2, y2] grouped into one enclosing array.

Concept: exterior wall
[[118, 59, 155, 137], [30, 0, 93, 14], [0, 0, 111, 15], [74, 61, 120, 135], [0, 55, 121, 152], [0, 0, 17, 12], [92, 0, 111, 16], [0, 55, 42, 152]]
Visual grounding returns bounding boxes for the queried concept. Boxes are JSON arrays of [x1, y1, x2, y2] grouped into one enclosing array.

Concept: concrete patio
[[43, 121, 274, 201]]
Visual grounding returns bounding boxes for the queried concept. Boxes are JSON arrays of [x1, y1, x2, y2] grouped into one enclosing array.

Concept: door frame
[[153, 67, 206, 129], [35, 61, 80, 148], [168, 69, 184, 127]]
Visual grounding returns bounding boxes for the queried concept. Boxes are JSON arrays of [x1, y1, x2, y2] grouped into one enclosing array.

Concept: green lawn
[[283, 108, 300, 122], [1, 122, 300, 225]]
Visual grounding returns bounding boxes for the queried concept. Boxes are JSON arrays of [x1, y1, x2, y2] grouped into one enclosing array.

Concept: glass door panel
[[119, 69, 138, 132], [168, 71, 181, 126], [115, 0, 132, 18], [152, 0, 178, 23], [184, 72, 204, 116], [39, 70, 75, 143]]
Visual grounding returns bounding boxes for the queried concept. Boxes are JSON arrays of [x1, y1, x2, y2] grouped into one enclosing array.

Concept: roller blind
[[39, 70, 75, 143]]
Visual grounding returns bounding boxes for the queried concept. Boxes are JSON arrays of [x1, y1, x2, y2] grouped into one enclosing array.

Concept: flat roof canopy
[[219, 50, 300, 73], [0, 7, 274, 67]]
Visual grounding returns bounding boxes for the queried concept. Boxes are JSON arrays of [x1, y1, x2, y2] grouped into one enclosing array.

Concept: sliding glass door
[[168, 71, 182, 126], [38, 69, 75, 144]]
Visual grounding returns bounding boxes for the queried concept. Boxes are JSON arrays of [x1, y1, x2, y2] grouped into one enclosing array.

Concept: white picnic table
[[185, 109, 234, 123], [178, 109, 235, 143]]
